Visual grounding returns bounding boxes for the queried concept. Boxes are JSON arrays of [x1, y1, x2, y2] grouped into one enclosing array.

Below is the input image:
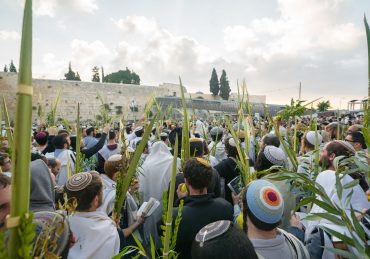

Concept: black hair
[[225, 138, 238, 158], [86, 127, 95, 136], [108, 130, 116, 140], [262, 134, 280, 147], [190, 141, 204, 157], [211, 133, 223, 142], [52, 135, 68, 149], [191, 223, 258, 259], [349, 131, 367, 149], [254, 149, 275, 174], [183, 158, 212, 190], [35, 132, 48, 146]]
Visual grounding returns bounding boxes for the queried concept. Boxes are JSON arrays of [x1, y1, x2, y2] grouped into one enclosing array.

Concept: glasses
[[344, 139, 356, 143]]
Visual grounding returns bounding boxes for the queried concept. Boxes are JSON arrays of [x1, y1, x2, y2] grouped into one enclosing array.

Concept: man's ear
[[329, 153, 336, 161]]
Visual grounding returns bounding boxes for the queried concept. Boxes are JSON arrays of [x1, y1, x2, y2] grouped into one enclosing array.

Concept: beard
[[319, 155, 330, 170]]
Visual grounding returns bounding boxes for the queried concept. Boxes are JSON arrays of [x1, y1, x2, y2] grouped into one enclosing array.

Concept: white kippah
[[306, 131, 323, 146], [228, 138, 239, 147], [107, 154, 122, 162], [263, 146, 285, 166]]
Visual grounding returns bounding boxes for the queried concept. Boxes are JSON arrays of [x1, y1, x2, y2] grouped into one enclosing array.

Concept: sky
[[0, 0, 369, 108]]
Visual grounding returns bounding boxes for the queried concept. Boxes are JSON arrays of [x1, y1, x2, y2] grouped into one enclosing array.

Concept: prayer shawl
[[98, 144, 119, 161], [68, 211, 120, 259], [83, 136, 98, 149], [54, 149, 75, 186], [306, 170, 370, 258], [208, 141, 227, 163], [195, 120, 206, 138], [139, 141, 174, 247]]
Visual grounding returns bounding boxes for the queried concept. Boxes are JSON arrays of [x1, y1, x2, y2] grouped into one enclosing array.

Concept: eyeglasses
[[344, 139, 356, 143]]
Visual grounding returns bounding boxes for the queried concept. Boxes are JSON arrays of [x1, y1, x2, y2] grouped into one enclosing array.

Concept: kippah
[[190, 137, 203, 143], [237, 131, 246, 139], [305, 131, 323, 146], [36, 131, 47, 139], [334, 140, 356, 154], [160, 132, 168, 137], [246, 180, 284, 224], [66, 172, 92, 191], [196, 157, 210, 167], [210, 127, 223, 136], [263, 146, 285, 166], [134, 126, 143, 133], [228, 138, 238, 147], [107, 154, 122, 162], [195, 220, 231, 245]]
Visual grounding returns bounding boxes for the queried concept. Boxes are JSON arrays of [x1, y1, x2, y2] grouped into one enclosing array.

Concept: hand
[[231, 192, 240, 205], [48, 126, 57, 136], [290, 213, 303, 229], [103, 124, 110, 134], [136, 215, 145, 225], [177, 183, 188, 199]]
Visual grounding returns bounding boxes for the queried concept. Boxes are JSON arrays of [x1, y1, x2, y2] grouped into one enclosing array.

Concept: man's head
[[345, 132, 367, 151], [104, 154, 123, 181], [301, 131, 323, 153], [64, 172, 102, 212], [190, 138, 204, 157], [255, 146, 285, 172], [86, 127, 95, 137], [192, 220, 258, 259], [319, 140, 356, 170], [242, 180, 284, 232], [47, 158, 61, 177], [210, 127, 223, 142], [35, 131, 48, 146], [108, 129, 116, 142], [0, 174, 11, 230], [225, 138, 239, 158], [53, 135, 70, 150], [134, 126, 144, 137], [183, 158, 212, 194], [0, 152, 11, 172], [160, 132, 169, 144], [346, 124, 362, 135], [260, 134, 280, 150]]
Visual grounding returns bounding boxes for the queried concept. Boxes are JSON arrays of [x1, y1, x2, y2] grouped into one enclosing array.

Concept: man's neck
[[247, 221, 277, 240], [188, 187, 207, 196], [107, 140, 116, 145]]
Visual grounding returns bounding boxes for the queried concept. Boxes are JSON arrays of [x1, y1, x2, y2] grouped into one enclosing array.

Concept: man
[[65, 172, 120, 259], [96, 129, 119, 174], [173, 138, 221, 205], [173, 158, 233, 259], [52, 134, 76, 186], [345, 131, 368, 165], [208, 127, 227, 163], [0, 174, 11, 231], [240, 180, 309, 259], [34, 131, 48, 153], [129, 126, 144, 151], [83, 127, 98, 149], [297, 131, 323, 176], [0, 152, 11, 177]]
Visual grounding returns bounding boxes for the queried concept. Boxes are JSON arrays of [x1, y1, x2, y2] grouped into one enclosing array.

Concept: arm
[[81, 133, 107, 159]]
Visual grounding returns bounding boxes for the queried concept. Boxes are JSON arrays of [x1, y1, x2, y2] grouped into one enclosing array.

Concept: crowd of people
[[0, 111, 369, 259]]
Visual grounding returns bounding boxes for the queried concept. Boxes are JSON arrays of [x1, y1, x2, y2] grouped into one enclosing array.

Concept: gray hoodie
[[30, 159, 55, 212]]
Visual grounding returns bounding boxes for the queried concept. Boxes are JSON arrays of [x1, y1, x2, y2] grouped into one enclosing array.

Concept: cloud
[[32, 0, 98, 17], [0, 31, 21, 41]]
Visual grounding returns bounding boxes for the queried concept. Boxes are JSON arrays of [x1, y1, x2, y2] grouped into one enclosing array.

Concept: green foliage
[[91, 66, 100, 82], [103, 68, 140, 84], [279, 98, 307, 120], [209, 68, 219, 96], [317, 100, 330, 112], [64, 62, 81, 81], [3, 65, 8, 72], [9, 60, 17, 72], [96, 92, 112, 125], [219, 69, 230, 100], [46, 89, 62, 126], [17, 213, 36, 259], [0, 232, 9, 258], [180, 77, 190, 167], [364, 15, 370, 102]]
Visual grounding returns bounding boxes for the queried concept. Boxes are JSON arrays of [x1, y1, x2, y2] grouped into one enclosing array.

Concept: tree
[[92, 66, 100, 82], [219, 69, 231, 100], [9, 60, 17, 72], [209, 68, 219, 96], [64, 62, 81, 81], [101, 66, 105, 83], [103, 67, 141, 85], [3, 65, 8, 72], [317, 100, 330, 112]]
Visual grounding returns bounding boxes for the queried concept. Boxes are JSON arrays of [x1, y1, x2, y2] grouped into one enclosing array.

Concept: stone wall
[[0, 72, 180, 121], [0, 72, 267, 122]]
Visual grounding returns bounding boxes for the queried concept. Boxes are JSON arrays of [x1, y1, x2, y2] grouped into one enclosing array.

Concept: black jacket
[[214, 157, 240, 205], [172, 194, 233, 259]]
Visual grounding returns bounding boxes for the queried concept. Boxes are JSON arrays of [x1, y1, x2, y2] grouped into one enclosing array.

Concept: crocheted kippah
[[195, 220, 231, 244], [107, 154, 122, 162], [335, 140, 356, 154], [196, 157, 211, 167], [306, 131, 323, 146], [66, 172, 92, 191], [263, 145, 285, 166], [210, 127, 223, 136], [246, 180, 284, 224]]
